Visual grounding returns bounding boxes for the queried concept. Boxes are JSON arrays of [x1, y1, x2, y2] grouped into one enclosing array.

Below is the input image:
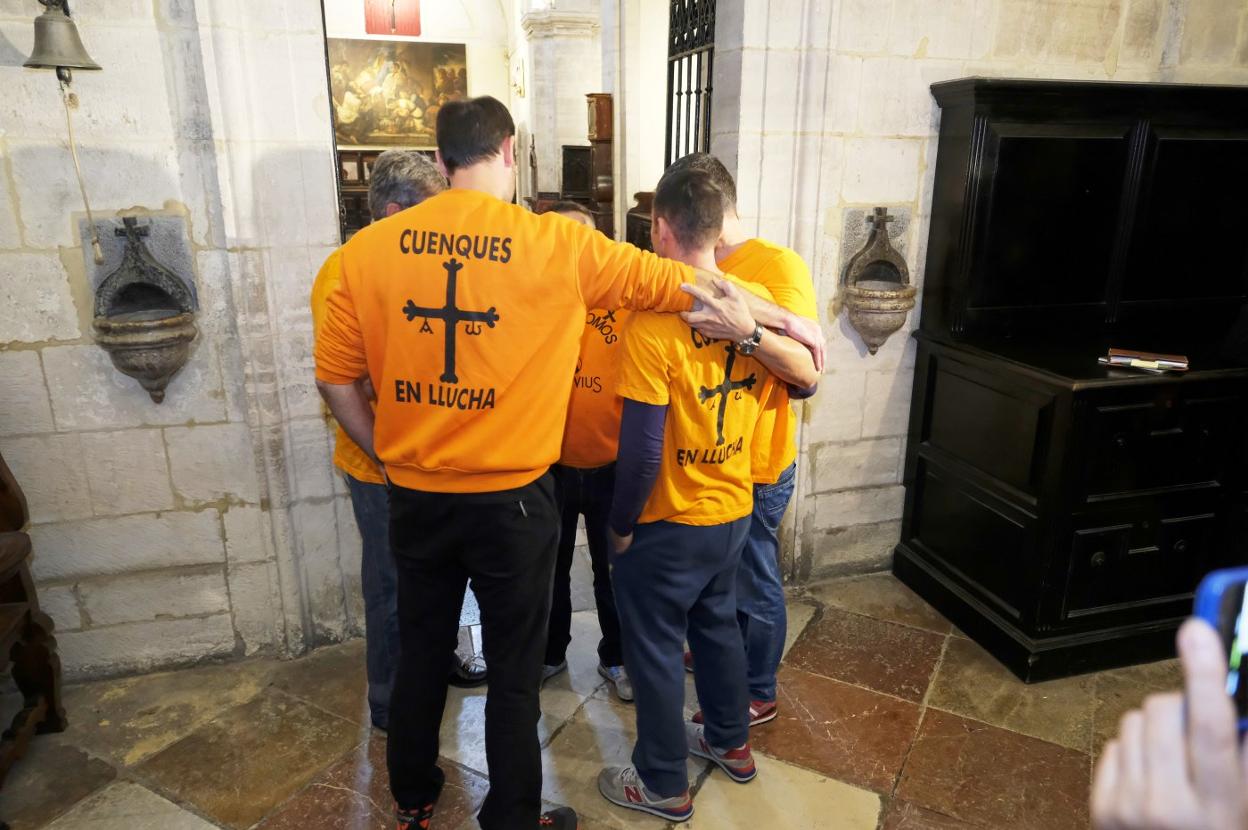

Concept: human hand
[[608, 528, 633, 555], [781, 312, 826, 373], [1091, 618, 1248, 830], [679, 277, 756, 343]]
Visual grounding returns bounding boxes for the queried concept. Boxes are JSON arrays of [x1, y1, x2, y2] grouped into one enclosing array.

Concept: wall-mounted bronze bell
[[23, 1, 101, 75]]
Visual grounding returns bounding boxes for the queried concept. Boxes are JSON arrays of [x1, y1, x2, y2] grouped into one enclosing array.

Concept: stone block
[[862, 369, 915, 438], [0, 163, 20, 249], [802, 372, 865, 445], [335, 493, 365, 636], [0, 351, 55, 436], [6, 140, 184, 249], [763, 49, 802, 132], [823, 54, 863, 134], [287, 417, 335, 502], [0, 253, 81, 344], [759, 134, 800, 221], [165, 422, 261, 504], [222, 504, 273, 565], [290, 500, 348, 643], [811, 484, 906, 529], [842, 138, 922, 204], [80, 568, 230, 626], [733, 131, 765, 221], [992, 0, 1122, 64], [0, 433, 93, 523], [41, 342, 227, 431], [57, 614, 235, 679], [804, 519, 902, 580], [712, 48, 745, 132], [1120, 0, 1164, 64], [1179, 0, 1244, 65], [837, 0, 892, 53], [81, 429, 175, 515], [812, 438, 904, 493], [227, 560, 281, 655], [858, 58, 962, 137], [889, 0, 977, 57], [29, 510, 226, 582], [38, 584, 83, 633]]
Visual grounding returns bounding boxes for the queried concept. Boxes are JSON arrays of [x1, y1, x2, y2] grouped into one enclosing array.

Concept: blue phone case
[[1193, 566, 1248, 731]]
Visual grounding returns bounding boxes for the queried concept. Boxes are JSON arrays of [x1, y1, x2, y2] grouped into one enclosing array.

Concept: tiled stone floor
[[1, 571, 1181, 830]]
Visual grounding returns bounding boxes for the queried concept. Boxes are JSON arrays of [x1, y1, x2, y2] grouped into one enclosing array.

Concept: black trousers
[[546, 463, 624, 667], [385, 472, 559, 829]]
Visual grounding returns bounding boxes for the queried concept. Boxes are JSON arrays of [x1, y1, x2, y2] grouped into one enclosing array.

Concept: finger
[[680, 282, 718, 305], [1090, 741, 1122, 830], [716, 276, 739, 297], [1178, 618, 1241, 799], [813, 341, 827, 374], [1142, 693, 1190, 801], [1116, 709, 1147, 820]]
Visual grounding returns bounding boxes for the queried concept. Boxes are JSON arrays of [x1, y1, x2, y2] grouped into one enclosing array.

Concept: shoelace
[[396, 803, 434, 830]]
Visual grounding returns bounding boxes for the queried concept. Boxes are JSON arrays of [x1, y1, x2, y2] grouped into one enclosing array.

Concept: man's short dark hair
[[435, 96, 516, 174], [368, 150, 446, 221], [546, 200, 596, 226], [664, 152, 737, 209], [653, 167, 725, 251]]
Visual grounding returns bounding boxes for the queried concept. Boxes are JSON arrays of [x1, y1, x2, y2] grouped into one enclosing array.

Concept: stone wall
[[0, 0, 352, 678], [711, 0, 1248, 582]]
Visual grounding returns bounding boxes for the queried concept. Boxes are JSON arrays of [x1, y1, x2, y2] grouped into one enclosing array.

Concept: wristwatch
[[735, 323, 764, 356]]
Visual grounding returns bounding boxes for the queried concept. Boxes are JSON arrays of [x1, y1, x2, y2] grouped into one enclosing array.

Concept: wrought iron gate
[[665, 0, 716, 168]]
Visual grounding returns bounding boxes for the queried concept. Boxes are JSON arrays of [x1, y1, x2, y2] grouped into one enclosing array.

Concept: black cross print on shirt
[[402, 257, 499, 384], [698, 344, 757, 446]]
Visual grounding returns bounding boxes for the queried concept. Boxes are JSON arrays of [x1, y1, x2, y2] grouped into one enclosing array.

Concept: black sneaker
[[448, 653, 488, 688], [538, 806, 579, 828], [395, 802, 434, 830]]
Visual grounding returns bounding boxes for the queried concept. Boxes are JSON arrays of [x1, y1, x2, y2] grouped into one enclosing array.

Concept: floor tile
[[1, 736, 117, 830], [135, 688, 364, 829], [688, 754, 881, 829], [1091, 657, 1182, 757], [879, 799, 984, 829], [541, 697, 707, 829], [927, 636, 1096, 752], [59, 658, 272, 766], [43, 781, 220, 830], [783, 607, 945, 702], [807, 574, 953, 634], [896, 709, 1091, 830], [256, 733, 487, 829], [438, 687, 559, 779], [783, 598, 818, 659], [268, 640, 370, 727], [750, 666, 922, 794]]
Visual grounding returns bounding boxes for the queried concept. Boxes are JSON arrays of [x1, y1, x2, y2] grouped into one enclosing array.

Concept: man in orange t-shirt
[[669, 154, 820, 728], [310, 151, 485, 737], [314, 97, 825, 830], [539, 202, 633, 703]]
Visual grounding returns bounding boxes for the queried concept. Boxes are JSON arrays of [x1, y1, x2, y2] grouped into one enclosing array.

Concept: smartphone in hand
[[1194, 566, 1248, 731]]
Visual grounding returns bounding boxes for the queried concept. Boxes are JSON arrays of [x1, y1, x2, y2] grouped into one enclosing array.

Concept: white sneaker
[[598, 663, 634, 702], [541, 660, 568, 687]]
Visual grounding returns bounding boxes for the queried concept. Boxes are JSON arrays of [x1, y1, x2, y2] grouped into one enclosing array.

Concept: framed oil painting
[[328, 38, 468, 147]]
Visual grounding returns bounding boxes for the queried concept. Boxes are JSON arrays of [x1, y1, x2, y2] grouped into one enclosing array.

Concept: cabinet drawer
[[1083, 391, 1241, 500], [1062, 505, 1220, 620]]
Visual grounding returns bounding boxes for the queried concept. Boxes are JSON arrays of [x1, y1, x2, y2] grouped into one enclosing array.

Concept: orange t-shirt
[[310, 249, 385, 485], [559, 307, 630, 469], [314, 190, 695, 494], [718, 239, 818, 485], [617, 281, 776, 526]]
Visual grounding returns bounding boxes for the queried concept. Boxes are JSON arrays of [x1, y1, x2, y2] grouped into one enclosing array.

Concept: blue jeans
[[345, 474, 401, 729], [612, 517, 751, 797], [736, 462, 796, 703]]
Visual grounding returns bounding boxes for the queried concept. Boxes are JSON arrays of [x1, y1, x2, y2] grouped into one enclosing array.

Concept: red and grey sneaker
[[691, 699, 779, 728], [597, 765, 694, 821], [538, 806, 579, 828], [686, 722, 758, 783], [395, 803, 434, 830]]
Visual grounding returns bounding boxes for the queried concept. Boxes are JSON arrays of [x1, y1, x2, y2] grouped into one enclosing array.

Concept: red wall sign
[[364, 0, 421, 36]]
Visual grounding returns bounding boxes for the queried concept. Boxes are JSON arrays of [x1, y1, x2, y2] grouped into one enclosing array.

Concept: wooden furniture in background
[[896, 79, 1248, 681], [336, 147, 438, 241], [0, 451, 66, 788]]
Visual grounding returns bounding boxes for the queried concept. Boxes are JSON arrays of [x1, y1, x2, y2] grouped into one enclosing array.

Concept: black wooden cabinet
[[894, 79, 1248, 681]]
